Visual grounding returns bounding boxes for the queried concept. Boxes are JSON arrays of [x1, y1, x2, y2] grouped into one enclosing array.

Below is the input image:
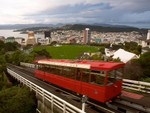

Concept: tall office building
[[83, 28, 91, 44], [44, 31, 51, 44], [44, 31, 51, 39], [26, 31, 36, 45], [147, 30, 150, 40]]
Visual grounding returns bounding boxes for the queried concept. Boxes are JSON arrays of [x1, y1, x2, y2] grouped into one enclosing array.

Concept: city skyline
[[0, 0, 150, 28]]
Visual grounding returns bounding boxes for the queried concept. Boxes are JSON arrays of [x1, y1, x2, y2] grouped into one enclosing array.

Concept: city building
[[147, 30, 150, 40], [26, 31, 36, 45], [140, 30, 150, 48], [15, 37, 26, 46], [37, 38, 50, 45], [0, 36, 5, 42], [44, 31, 51, 44], [67, 37, 76, 44], [5, 37, 15, 43], [83, 28, 91, 44], [44, 31, 51, 39], [95, 38, 101, 43]]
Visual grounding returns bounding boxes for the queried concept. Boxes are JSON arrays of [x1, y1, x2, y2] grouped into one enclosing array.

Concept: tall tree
[[138, 52, 150, 77], [0, 86, 36, 113]]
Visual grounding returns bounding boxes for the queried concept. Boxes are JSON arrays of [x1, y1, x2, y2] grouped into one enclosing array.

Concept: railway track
[[110, 99, 150, 113], [7, 64, 150, 113]]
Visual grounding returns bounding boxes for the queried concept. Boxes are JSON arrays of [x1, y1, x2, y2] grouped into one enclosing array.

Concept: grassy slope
[[33, 45, 99, 59]]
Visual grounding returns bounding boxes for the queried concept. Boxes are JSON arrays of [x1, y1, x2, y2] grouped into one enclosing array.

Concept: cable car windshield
[[107, 68, 123, 84], [90, 70, 106, 85]]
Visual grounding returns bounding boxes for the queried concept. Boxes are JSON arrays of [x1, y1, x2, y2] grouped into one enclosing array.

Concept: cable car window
[[47, 65, 62, 75], [82, 69, 90, 82], [108, 68, 123, 83], [76, 69, 81, 81], [90, 70, 105, 85], [62, 67, 75, 79], [38, 64, 44, 71]]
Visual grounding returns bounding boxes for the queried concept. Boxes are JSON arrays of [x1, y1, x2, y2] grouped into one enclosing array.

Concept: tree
[[5, 54, 13, 63], [0, 86, 36, 113], [138, 52, 150, 78], [0, 40, 4, 51], [124, 60, 143, 80], [4, 42, 17, 52], [99, 47, 105, 54], [0, 55, 6, 74], [11, 50, 23, 65], [123, 41, 141, 55], [33, 49, 52, 60]]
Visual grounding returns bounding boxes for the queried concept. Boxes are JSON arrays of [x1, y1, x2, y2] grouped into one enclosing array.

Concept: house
[[0, 36, 5, 42], [15, 37, 26, 46], [5, 37, 15, 43], [112, 49, 139, 63]]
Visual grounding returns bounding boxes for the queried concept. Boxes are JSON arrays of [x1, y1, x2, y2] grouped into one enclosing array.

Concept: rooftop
[[36, 59, 125, 71]]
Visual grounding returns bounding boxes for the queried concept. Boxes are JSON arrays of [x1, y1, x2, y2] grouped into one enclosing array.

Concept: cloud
[[42, 3, 112, 15], [0, 0, 150, 28]]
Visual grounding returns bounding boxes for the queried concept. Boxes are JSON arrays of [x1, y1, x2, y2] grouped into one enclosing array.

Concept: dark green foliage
[[124, 52, 150, 80], [34, 49, 51, 58], [124, 60, 143, 80], [91, 54, 103, 60], [113, 57, 121, 62], [99, 47, 105, 54], [141, 77, 150, 82], [124, 41, 142, 55], [0, 40, 5, 51], [4, 54, 12, 63], [0, 74, 12, 90], [138, 52, 150, 78], [23, 44, 33, 50], [11, 50, 31, 65], [5, 50, 35, 65], [4, 42, 20, 52], [0, 86, 36, 113], [55, 24, 147, 33], [0, 55, 6, 74], [23, 54, 35, 63]]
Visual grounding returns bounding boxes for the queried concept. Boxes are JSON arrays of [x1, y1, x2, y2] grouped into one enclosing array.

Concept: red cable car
[[34, 59, 125, 103]]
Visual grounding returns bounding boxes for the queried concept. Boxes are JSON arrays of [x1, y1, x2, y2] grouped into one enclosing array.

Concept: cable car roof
[[35, 59, 125, 71]]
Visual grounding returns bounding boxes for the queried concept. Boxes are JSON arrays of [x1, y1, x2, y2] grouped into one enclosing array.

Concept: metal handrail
[[123, 79, 150, 93], [7, 68, 86, 113]]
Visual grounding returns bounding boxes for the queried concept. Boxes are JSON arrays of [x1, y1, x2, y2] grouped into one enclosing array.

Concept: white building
[[141, 30, 150, 48], [147, 30, 150, 40], [15, 37, 25, 46], [112, 49, 139, 63], [37, 38, 50, 45]]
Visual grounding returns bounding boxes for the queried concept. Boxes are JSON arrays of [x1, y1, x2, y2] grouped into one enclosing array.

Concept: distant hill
[[91, 23, 136, 28], [0, 23, 148, 34], [0, 24, 58, 30], [55, 24, 148, 33]]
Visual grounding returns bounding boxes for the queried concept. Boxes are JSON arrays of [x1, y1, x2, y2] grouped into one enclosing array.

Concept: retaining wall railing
[[7, 68, 86, 113], [123, 79, 150, 93]]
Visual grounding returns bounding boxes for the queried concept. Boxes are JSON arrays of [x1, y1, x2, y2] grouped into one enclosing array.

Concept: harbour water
[[0, 30, 27, 38]]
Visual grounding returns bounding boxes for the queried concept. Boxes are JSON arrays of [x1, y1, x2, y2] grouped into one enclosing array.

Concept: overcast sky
[[0, 0, 150, 28]]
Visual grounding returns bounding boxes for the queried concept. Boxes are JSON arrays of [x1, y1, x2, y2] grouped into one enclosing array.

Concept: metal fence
[[20, 62, 35, 68], [7, 68, 86, 113], [123, 79, 150, 93]]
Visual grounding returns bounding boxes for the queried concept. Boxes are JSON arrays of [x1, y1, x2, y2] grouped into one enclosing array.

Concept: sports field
[[33, 45, 99, 59]]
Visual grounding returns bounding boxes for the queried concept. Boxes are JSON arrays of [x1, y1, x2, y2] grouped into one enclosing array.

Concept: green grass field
[[33, 45, 99, 59]]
